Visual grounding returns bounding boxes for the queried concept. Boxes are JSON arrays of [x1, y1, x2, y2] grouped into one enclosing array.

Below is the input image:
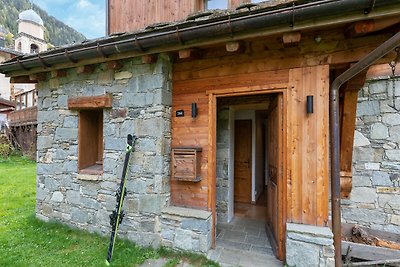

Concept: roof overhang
[[1, 0, 399, 77], [0, 98, 16, 108]]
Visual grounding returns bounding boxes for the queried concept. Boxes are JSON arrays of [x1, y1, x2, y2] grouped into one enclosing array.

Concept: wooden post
[[339, 71, 367, 198]]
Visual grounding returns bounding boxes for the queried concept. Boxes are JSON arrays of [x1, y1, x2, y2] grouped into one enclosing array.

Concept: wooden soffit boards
[[68, 94, 112, 110]]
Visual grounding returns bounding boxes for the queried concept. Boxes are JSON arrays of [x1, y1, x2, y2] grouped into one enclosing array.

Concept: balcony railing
[[8, 88, 38, 126]]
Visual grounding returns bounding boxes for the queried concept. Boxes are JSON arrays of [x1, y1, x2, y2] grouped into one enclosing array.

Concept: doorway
[[214, 92, 285, 262]]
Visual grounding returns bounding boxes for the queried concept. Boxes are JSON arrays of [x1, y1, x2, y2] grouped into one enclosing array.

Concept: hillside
[[0, 0, 86, 47]]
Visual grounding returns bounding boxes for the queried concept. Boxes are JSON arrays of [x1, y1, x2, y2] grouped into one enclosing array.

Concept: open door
[[266, 94, 284, 260]]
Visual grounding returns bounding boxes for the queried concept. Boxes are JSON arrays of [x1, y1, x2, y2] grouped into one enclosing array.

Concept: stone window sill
[[162, 206, 212, 220], [78, 164, 103, 181], [79, 164, 103, 175]]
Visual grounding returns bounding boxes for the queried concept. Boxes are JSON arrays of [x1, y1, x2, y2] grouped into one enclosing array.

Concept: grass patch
[[0, 156, 218, 267]]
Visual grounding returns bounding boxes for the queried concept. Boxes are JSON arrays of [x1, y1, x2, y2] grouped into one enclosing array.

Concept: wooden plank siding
[[108, 0, 259, 34], [171, 92, 209, 208], [108, 0, 204, 34], [287, 65, 329, 226]]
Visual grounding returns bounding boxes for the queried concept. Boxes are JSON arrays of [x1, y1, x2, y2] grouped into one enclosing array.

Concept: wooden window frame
[[78, 109, 104, 175]]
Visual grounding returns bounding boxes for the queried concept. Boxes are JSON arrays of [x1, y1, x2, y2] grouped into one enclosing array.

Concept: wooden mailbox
[[171, 147, 202, 182]]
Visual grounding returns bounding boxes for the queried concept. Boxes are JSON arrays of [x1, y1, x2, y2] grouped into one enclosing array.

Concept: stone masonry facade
[[342, 77, 400, 233], [216, 107, 231, 223], [286, 223, 334, 267], [35, 54, 212, 252]]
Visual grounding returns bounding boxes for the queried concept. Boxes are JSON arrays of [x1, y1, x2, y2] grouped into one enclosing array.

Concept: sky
[[33, 0, 106, 40]]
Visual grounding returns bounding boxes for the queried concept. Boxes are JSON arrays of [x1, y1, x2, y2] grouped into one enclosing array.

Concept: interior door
[[266, 94, 284, 260], [234, 120, 252, 204]]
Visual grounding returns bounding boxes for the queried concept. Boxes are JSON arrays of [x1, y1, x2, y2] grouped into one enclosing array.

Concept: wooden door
[[234, 120, 252, 203], [266, 94, 284, 260]]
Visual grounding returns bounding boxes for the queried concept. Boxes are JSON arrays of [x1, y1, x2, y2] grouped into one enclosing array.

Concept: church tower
[[14, 9, 47, 54]]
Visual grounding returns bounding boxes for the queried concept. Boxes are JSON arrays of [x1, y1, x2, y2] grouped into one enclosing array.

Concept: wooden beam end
[[107, 60, 123, 70], [51, 70, 67, 78], [76, 65, 95, 74], [178, 49, 200, 59], [226, 41, 245, 53], [142, 54, 158, 64], [282, 31, 301, 47]]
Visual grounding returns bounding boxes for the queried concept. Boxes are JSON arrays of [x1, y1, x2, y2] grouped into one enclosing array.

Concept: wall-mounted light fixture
[[191, 102, 197, 118], [307, 95, 314, 114]]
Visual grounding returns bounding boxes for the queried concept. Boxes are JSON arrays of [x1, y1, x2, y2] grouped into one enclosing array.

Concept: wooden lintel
[[107, 60, 123, 70], [51, 70, 67, 78], [10, 76, 36, 84], [68, 94, 112, 109], [142, 54, 158, 64], [76, 65, 95, 74], [225, 41, 245, 53], [339, 70, 367, 198], [178, 48, 199, 59], [29, 73, 47, 82], [282, 31, 301, 47]]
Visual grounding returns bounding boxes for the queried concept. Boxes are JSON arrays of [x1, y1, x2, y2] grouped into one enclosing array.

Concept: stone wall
[[36, 55, 174, 247], [342, 77, 400, 233], [160, 206, 212, 253], [216, 107, 231, 223], [286, 223, 334, 267]]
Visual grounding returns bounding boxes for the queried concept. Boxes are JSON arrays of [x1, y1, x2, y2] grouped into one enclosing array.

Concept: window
[[78, 109, 103, 174], [205, 0, 228, 9], [17, 42, 22, 51], [30, 43, 39, 54]]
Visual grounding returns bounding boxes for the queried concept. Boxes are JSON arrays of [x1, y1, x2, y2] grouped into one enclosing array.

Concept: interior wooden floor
[[234, 187, 268, 222]]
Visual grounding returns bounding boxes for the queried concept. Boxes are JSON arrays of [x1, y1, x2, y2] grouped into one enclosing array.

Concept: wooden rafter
[[225, 41, 245, 53], [142, 54, 158, 64], [51, 70, 67, 78], [178, 48, 200, 59], [29, 73, 47, 82], [282, 31, 301, 47], [345, 17, 400, 38], [10, 76, 36, 83], [107, 60, 123, 70], [76, 65, 95, 74]]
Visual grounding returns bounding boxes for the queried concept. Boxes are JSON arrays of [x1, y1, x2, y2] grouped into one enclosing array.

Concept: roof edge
[[1, 0, 398, 76]]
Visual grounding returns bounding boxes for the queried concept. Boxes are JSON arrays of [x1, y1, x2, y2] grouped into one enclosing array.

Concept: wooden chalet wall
[[108, 0, 204, 34], [171, 33, 333, 225], [108, 0, 261, 34], [170, 27, 393, 224], [287, 66, 329, 226]]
